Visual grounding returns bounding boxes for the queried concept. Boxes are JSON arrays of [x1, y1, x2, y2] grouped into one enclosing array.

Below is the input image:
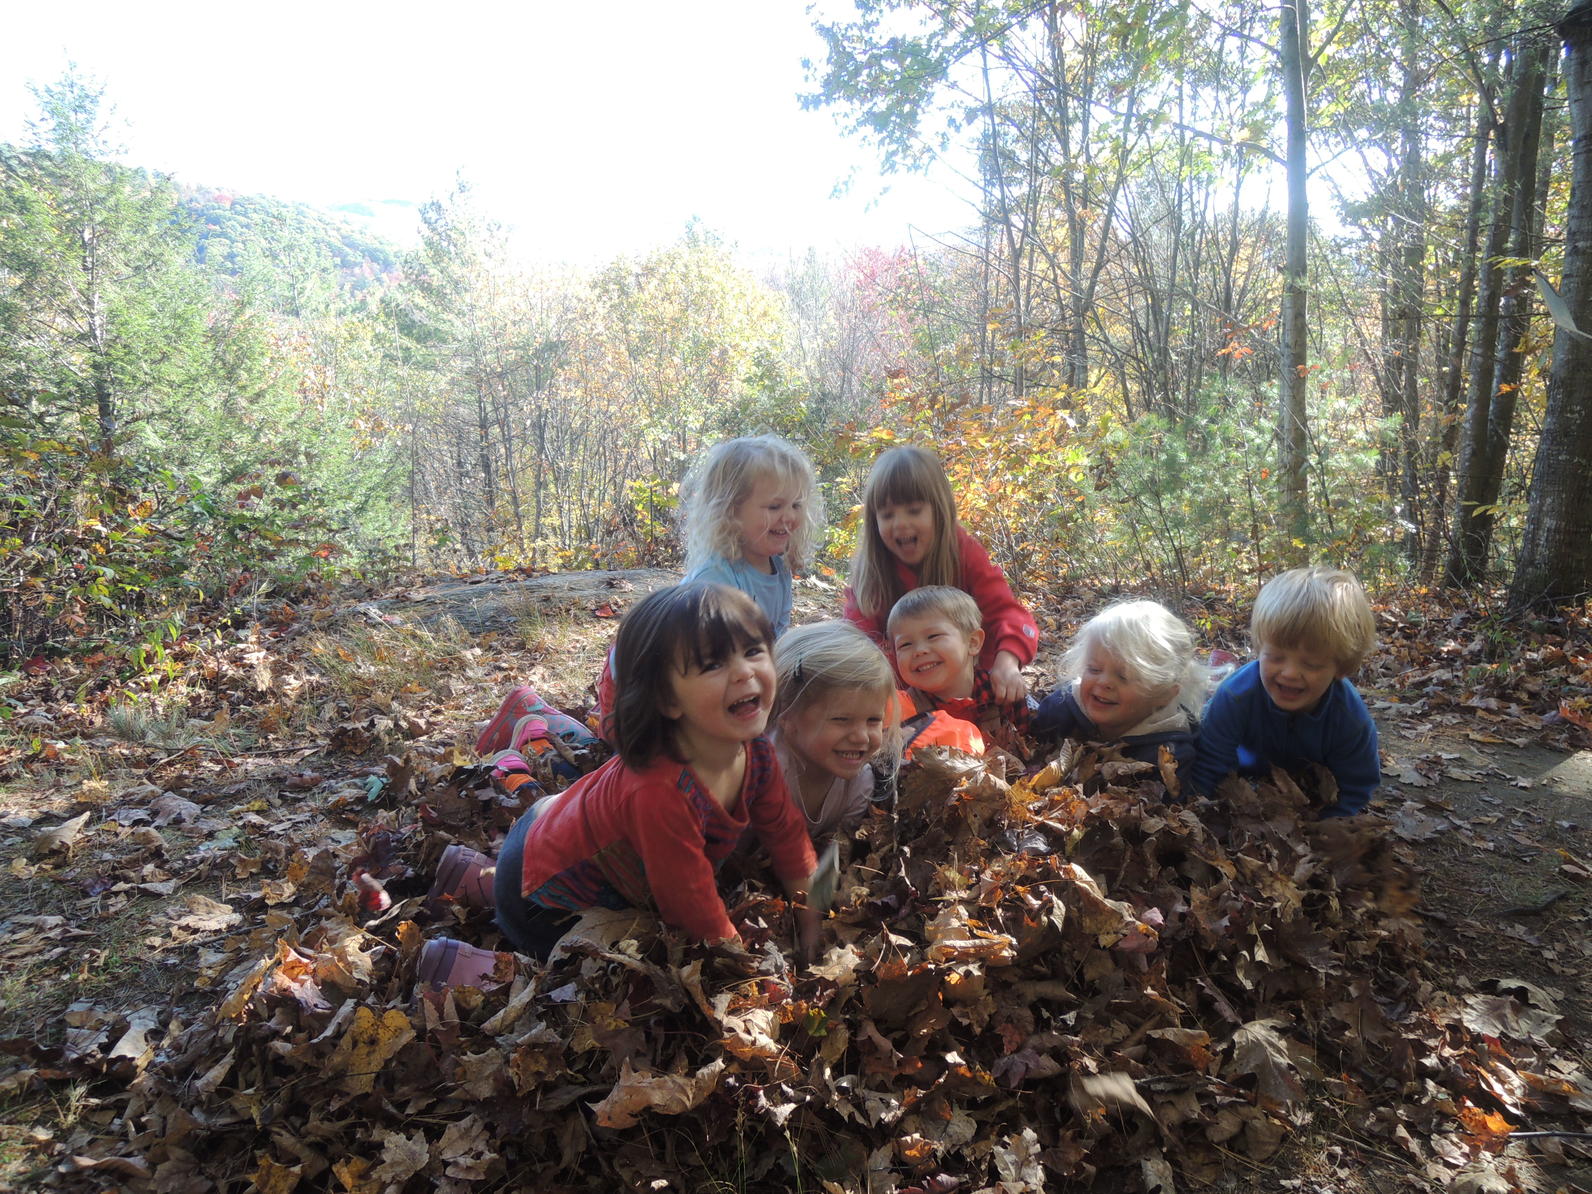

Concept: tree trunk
[[1420, 90, 1494, 582], [1277, 0, 1311, 561], [1509, 10, 1592, 608], [1447, 39, 1548, 585], [1384, 0, 1426, 562], [1446, 42, 1546, 586], [979, 44, 1027, 402], [81, 224, 117, 455]]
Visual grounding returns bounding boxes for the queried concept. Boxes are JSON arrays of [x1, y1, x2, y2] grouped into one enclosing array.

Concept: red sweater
[[518, 737, 817, 943], [843, 525, 1039, 670]]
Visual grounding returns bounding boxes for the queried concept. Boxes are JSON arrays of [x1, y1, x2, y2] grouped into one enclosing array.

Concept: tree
[[1509, 6, 1592, 608], [1276, 0, 1312, 558], [1445, 34, 1551, 587], [0, 68, 209, 455]]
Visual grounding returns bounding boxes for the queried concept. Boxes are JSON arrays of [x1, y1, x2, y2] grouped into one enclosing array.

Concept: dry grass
[[304, 614, 480, 706]]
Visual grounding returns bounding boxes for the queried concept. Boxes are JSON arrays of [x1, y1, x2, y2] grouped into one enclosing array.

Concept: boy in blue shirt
[[1190, 566, 1380, 817]]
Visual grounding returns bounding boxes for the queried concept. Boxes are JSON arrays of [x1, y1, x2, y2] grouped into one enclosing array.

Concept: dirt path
[[1379, 725, 1592, 1034]]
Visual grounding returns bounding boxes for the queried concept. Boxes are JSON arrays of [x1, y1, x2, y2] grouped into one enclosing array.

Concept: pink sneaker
[[416, 938, 513, 991], [428, 843, 496, 908], [475, 686, 551, 755], [490, 749, 532, 780], [509, 715, 552, 756], [488, 750, 544, 799]]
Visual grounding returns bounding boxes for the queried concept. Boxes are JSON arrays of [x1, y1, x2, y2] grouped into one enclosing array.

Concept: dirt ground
[[1378, 726, 1592, 1042]]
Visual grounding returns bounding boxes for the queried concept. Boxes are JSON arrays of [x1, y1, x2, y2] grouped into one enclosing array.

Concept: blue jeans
[[493, 798, 577, 958]]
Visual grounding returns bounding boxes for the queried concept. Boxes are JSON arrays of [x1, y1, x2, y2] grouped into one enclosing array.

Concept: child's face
[[875, 498, 936, 569], [891, 612, 981, 698], [782, 688, 889, 782], [1077, 647, 1171, 737], [735, 475, 805, 567], [1257, 641, 1340, 713], [662, 635, 776, 750]]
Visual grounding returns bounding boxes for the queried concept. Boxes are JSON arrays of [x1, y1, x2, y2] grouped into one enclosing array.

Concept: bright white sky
[[1, 0, 977, 264]]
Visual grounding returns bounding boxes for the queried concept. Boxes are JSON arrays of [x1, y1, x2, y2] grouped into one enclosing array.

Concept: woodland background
[[3, 5, 1592, 1190], [4, 0, 1592, 672]]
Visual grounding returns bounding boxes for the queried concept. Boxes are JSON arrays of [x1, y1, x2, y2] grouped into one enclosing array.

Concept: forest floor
[[0, 569, 1588, 1193]]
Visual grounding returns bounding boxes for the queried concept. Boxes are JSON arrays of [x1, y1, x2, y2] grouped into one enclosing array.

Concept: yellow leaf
[[329, 1005, 415, 1095], [249, 1154, 302, 1194]]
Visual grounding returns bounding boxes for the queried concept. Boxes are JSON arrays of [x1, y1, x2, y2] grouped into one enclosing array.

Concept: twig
[[1498, 890, 1571, 917], [1326, 1128, 1418, 1168], [140, 742, 321, 777], [140, 744, 228, 777], [1507, 1130, 1592, 1140]]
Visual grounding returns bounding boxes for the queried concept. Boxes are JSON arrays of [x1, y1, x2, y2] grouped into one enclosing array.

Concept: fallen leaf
[[34, 812, 92, 854], [591, 1057, 726, 1128]]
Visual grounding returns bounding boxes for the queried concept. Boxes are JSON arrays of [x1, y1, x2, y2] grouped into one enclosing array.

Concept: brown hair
[[849, 446, 961, 620], [885, 585, 982, 640], [611, 583, 774, 767]]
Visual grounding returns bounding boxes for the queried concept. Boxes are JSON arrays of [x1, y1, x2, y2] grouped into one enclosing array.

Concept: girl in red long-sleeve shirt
[[419, 584, 819, 989], [843, 445, 1039, 703]]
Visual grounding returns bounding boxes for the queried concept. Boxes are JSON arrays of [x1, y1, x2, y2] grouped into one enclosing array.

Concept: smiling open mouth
[[729, 695, 762, 717]]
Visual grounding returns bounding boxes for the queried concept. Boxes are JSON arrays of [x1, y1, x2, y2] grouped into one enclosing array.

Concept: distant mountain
[[326, 199, 423, 250], [179, 186, 403, 295]]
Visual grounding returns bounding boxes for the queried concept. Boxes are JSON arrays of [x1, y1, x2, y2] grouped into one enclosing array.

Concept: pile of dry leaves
[[29, 735, 1592, 1193]]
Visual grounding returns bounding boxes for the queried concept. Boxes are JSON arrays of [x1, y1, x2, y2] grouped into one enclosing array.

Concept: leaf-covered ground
[[1, 574, 1589, 1193]]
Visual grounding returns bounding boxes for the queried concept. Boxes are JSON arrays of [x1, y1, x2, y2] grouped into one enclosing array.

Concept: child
[[420, 583, 820, 989], [888, 586, 1032, 752], [1033, 600, 1207, 778], [588, 434, 823, 743], [681, 434, 823, 638], [1189, 566, 1380, 817], [844, 445, 1038, 702], [770, 621, 896, 845]]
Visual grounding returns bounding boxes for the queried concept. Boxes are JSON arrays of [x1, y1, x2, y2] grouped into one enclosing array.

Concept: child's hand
[[991, 651, 1028, 703], [709, 936, 760, 979]]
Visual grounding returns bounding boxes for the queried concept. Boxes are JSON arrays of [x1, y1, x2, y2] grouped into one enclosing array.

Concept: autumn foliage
[[35, 731, 1589, 1192]]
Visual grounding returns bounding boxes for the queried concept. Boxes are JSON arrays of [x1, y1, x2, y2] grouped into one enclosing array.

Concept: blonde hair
[[886, 585, 982, 640], [1251, 566, 1376, 674], [1062, 599, 1207, 720], [772, 621, 902, 768], [850, 446, 961, 620], [680, 435, 822, 573], [772, 621, 896, 722]]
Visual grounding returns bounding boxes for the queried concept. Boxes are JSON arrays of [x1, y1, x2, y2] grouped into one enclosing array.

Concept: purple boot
[[415, 937, 513, 991], [427, 843, 496, 909]]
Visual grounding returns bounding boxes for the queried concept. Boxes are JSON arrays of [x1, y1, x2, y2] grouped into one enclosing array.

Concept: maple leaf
[[328, 1005, 415, 1096]]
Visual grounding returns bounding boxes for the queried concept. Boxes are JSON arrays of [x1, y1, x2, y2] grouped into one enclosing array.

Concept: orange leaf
[[1559, 698, 1592, 730]]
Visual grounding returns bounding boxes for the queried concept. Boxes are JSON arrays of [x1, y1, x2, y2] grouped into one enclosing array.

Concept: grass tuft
[[306, 615, 478, 705]]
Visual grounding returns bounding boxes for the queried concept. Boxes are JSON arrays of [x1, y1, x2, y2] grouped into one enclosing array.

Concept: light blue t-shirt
[[684, 554, 793, 637]]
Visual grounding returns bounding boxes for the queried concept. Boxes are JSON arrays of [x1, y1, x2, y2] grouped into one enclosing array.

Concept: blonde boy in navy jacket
[[1190, 567, 1379, 817]]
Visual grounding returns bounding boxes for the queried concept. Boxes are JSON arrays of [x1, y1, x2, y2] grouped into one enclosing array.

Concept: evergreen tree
[[0, 68, 211, 455]]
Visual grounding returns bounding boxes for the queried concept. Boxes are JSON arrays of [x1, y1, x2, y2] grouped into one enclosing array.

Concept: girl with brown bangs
[[418, 583, 820, 989]]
